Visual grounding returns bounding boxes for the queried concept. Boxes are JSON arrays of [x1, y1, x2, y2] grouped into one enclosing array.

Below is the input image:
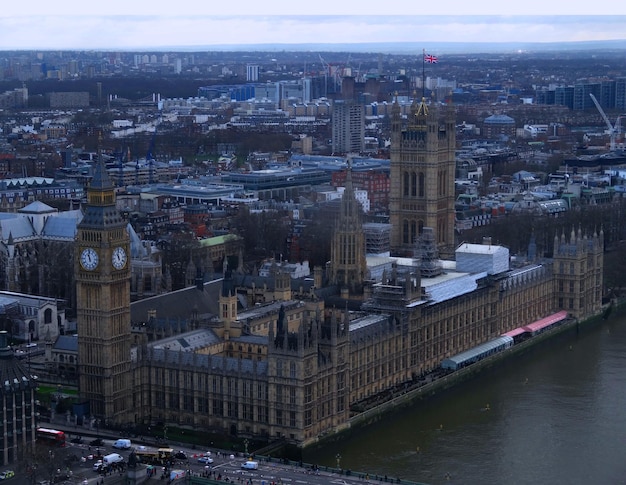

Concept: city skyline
[[1, 1, 625, 51]]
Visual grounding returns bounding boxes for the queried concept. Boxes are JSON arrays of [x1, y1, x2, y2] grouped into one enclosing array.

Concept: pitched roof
[[130, 278, 222, 323], [54, 335, 78, 352], [0, 216, 35, 243], [41, 212, 82, 240], [19, 201, 57, 214]]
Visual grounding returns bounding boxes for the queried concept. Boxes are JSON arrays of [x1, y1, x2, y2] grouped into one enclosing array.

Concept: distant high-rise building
[[68, 59, 78, 76], [616, 77, 626, 110], [573, 82, 601, 110], [331, 100, 364, 155], [247, 64, 259, 82]]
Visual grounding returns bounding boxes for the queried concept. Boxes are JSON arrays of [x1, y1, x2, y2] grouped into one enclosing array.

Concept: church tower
[[328, 159, 367, 295], [389, 96, 456, 257], [76, 158, 132, 424]]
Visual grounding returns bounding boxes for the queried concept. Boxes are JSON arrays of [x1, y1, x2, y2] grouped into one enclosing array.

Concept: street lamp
[[336, 453, 341, 470], [244, 439, 249, 455]]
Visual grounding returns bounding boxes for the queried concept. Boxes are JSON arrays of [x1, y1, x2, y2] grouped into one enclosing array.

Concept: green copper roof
[[198, 234, 241, 247]]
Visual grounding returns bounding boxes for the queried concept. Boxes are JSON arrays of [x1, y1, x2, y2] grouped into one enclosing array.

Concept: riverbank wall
[[304, 300, 625, 452]]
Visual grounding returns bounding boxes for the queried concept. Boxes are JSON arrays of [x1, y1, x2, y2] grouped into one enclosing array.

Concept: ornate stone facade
[[0, 330, 36, 466], [72, 105, 604, 450], [389, 98, 456, 257], [76, 160, 132, 424]]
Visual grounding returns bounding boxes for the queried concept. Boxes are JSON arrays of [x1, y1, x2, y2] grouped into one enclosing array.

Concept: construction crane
[[589, 93, 619, 151], [318, 54, 331, 97]]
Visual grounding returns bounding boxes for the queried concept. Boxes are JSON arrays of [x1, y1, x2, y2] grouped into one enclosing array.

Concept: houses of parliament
[[75, 97, 603, 449]]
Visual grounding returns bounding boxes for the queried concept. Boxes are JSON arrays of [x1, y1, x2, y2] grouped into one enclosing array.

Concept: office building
[[332, 100, 364, 155], [246, 64, 259, 82]]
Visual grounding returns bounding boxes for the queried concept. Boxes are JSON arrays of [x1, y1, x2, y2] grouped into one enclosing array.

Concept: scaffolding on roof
[[413, 227, 443, 278], [363, 222, 391, 254]]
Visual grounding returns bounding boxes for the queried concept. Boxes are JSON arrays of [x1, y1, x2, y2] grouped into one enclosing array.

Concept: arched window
[[418, 173, 425, 197], [411, 172, 417, 197], [403, 220, 409, 244], [403, 172, 409, 196], [44, 308, 53, 324]]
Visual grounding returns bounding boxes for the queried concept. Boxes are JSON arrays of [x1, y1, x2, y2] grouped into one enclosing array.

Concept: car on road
[[112, 439, 131, 449], [174, 451, 187, 460], [90, 438, 104, 446], [197, 456, 213, 464], [0, 470, 15, 480]]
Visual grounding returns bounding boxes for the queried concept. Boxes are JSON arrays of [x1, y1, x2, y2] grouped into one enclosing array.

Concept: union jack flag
[[424, 53, 438, 64]]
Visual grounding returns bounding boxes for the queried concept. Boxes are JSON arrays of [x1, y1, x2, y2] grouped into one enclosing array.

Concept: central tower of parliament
[[389, 97, 456, 257], [75, 98, 603, 448]]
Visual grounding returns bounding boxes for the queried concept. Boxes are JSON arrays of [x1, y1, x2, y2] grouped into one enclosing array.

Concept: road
[[55, 436, 391, 485]]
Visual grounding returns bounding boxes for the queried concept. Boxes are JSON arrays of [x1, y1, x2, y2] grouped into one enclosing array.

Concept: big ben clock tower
[[76, 158, 132, 425]]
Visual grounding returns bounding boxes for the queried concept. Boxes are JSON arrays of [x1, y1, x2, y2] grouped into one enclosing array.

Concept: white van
[[241, 461, 258, 470], [103, 453, 124, 465], [113, 439, 131, 449]]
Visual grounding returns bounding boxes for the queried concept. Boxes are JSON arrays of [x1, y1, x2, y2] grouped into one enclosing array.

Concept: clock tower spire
[[76, 153, 132, 425]]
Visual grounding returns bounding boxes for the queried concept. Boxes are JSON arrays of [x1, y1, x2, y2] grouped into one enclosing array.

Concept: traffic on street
[[13, 432, 399, 485]]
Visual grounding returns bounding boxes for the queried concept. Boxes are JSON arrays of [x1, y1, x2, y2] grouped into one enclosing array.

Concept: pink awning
[[523, 310, 568, 333]]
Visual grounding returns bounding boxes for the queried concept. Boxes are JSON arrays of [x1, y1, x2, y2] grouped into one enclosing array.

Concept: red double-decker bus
[[36, 427, 66, 447]]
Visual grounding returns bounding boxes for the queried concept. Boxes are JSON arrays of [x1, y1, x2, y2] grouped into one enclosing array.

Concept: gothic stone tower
[[553, 226, 604, 320], [267, 306, 350, 443], [329, 162, 367, 296], [76, 160, 132, 424], [389, 97, 456, 257]]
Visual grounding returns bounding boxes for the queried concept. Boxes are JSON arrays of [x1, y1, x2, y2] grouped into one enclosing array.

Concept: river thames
[[304, 311, 626, 485]]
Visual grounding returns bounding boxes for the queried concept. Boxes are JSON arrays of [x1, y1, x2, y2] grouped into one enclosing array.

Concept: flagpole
[[422, 48, 425, 100]]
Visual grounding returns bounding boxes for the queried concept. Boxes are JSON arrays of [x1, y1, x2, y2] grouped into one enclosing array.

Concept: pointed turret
[[328, 155, 367, 295]]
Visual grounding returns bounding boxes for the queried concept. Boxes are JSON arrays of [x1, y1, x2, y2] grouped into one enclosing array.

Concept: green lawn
[[37, 386, 78, 396]]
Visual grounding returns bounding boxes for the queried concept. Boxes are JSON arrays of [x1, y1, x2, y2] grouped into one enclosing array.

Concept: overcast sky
[[1, 1, 624, 51]]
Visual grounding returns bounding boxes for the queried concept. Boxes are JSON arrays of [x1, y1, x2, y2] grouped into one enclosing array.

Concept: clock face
[[112, 246, 127, 270], [80, 248, 99, 271]]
